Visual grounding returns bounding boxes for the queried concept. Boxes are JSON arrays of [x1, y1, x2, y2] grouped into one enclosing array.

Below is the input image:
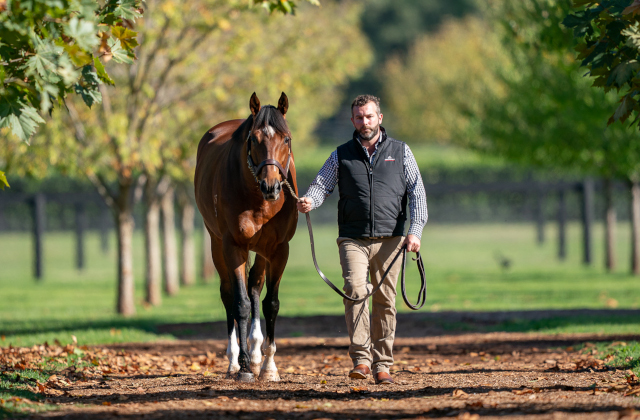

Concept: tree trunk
[[162, 185, 179, 296], [604, 178, 616, 272], [144, 179, 162, 306], [179, 191, 196, 286], [631, 181, 640, 275], [115, 187, 136, 316], [202, 222, 216, 283]]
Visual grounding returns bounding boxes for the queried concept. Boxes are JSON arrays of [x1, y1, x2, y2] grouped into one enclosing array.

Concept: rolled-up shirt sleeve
[[303, 150, 339, 210], [404, 144, 428, 239]]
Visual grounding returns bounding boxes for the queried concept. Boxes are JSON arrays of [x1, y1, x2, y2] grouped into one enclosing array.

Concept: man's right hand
[[297, 197, 313, 213]]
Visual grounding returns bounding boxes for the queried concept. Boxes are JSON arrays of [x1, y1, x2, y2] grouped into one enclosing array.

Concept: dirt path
[[24, 331, 640, 419]]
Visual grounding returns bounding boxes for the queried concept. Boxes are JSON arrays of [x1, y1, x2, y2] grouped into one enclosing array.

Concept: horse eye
[[284, 136, 290, 144]]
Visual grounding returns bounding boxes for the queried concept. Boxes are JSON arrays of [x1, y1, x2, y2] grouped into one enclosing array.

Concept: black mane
[[252, 105, 289, 135]]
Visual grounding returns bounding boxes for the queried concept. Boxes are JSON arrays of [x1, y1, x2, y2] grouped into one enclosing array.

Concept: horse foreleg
[[248, 255, 267, 376], [209, 235, 240, 377], [226, 321, 240, 377], [224, 241, 254, 382], [259, 243, 288, 382]]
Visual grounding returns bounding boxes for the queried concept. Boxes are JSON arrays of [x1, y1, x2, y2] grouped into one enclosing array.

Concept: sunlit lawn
[[1, 220, 639, 347]]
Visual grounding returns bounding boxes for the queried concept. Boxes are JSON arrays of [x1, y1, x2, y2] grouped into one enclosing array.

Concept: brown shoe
[[374, 372, 394, 385], [348, 364, 371, 379]]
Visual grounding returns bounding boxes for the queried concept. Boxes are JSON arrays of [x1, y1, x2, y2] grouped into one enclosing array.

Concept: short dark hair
[[351, 94, 381, 116]]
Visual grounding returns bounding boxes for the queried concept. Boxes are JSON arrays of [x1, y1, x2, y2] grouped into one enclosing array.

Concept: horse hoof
[[250, 363, 262, 377], [259, 370, 280, 382], [236, 372, 255, 382]]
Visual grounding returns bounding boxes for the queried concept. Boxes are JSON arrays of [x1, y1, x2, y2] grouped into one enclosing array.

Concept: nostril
[[260, 180, 269, 194], [274, 181, 281, 193]]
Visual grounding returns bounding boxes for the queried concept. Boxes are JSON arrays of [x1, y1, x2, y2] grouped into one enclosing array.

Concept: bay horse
[[194, 92, 298, 382]]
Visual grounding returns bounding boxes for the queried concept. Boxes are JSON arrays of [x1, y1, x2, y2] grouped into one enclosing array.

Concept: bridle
[[245, 129, 292, 184]]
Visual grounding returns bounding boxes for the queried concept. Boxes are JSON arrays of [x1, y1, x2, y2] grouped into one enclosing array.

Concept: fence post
[[75, 202, 86, 270], [536, 188, 545, 245], [557, 189, 566, 260], [582, 178, 594, 265], [32, 193, 46, 280]]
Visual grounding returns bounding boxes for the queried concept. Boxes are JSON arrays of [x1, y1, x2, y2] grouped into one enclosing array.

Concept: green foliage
[[563, 0, 640, 127], [30, 0, 370, 186], [383, 17, 510, 144], [384, 0, 640, 181], [478, 0, 640, 181], [0, 171, 8, 189], [0, 0, 143, 143], [359, 0, 476, 60], [255, 0, 320, 14]]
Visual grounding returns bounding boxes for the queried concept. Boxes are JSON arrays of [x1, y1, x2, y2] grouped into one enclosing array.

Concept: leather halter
[[246, 130, 292, 181]]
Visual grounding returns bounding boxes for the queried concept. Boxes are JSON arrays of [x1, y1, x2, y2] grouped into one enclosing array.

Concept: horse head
[[246, 92, 291, 201]]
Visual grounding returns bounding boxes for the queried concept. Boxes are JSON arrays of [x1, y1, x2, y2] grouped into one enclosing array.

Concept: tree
[[32, 0, 371, 315], [479, 0, 640, 272], [383, 16, 510, 145], [563, 0, 640, 127], [0, 0, 317, 188], [383, 0, 640, 273], [0, 0, 144, 188]]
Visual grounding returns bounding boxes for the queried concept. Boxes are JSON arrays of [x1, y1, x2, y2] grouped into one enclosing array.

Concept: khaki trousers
[[337, 235, 404, 374]]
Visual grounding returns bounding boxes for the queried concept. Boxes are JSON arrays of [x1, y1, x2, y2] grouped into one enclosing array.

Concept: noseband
[[246, 130, 292, 184]]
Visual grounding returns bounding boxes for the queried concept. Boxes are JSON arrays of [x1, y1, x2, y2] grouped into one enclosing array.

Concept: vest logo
[[384, 155, 395, 162]]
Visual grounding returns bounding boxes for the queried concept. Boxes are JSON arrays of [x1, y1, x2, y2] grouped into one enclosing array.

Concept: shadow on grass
[[0, 382, 47, 419], [156, 309, 640, 340], [2, 309, 640, 345]]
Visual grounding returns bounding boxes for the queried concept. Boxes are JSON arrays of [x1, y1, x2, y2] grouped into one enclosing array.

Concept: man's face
[[351, 102, 383, 141]]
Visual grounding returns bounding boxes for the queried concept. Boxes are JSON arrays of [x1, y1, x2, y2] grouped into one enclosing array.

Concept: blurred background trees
[[381, 0, 640, 274], [3, 0, 640, 318], [2, 0, 371, 315]]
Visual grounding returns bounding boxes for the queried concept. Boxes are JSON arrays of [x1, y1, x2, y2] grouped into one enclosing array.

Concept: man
[[297, 94, 427, 385]]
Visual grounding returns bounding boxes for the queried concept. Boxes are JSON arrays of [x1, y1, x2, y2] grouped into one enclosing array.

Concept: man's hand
[[297, 197, 313, 213], [403, 234, 420, 253]]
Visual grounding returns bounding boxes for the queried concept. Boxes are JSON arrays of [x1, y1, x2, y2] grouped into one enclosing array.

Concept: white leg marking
[[226, 326, 240, 376], [259, 337, 280, 381], [249, 318, 264, 375]]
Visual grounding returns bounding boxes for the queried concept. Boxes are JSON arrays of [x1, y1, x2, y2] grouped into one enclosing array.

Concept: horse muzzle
[[260, 179, 282, 201]]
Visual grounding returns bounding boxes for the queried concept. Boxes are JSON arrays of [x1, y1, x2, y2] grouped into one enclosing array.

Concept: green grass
[[0, 350, 92, 418], [1, 220, 639, 417], [603, 341, 640, 376], [574, 341, 640, 376], [1, 221, 640, 348], [0, 370, 58, 419]]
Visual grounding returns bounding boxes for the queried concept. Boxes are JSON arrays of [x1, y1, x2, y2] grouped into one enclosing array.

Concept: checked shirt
[[304, 136, 428, 239]]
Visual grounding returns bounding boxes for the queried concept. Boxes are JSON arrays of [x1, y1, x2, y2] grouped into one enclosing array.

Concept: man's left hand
[[403, 234, 420, 253]]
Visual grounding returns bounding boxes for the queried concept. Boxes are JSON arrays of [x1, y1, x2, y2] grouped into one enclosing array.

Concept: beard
[[358, 124, 379, 141]]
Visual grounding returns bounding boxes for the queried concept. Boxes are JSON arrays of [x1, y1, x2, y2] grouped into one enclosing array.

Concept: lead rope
[[251, 158, 427, 323], [279, 178, 427, 312]]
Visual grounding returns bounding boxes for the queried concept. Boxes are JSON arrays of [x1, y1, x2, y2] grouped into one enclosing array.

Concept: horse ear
[[277, 92, 288, 117], [250, 92, 260, 116]]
